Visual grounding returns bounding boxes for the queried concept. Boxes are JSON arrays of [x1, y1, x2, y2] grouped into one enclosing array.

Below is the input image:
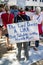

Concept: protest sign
[[7, 21, 39, 44]]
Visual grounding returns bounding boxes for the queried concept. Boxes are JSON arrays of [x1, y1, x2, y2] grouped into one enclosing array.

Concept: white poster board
[[7, 21, 39, 44]]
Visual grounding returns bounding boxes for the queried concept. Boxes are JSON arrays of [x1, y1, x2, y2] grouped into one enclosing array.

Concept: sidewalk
[[0, 42, 43, 65]]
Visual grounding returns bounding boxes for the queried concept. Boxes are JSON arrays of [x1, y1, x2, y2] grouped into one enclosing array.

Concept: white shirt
[[33, 13, 43, 24], [26, 11, 34, 17], [41, 12, 43, 32]]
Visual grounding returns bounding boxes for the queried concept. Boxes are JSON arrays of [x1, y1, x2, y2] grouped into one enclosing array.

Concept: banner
[[7, 21, 39, 44]]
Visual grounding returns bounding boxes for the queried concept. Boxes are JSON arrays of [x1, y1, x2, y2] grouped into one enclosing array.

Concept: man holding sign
[[14, 8, 30, 61], [7, 7, 39, 61]]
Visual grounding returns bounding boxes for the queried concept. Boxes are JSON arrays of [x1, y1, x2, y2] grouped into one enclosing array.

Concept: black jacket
[[14, 14, 30, 23]]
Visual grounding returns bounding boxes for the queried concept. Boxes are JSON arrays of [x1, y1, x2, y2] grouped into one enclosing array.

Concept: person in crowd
[[10, 6, 19, 17], [0, 7, 3, 38], [15, 8, 30, 61], [29, 7, 43, 51], [41, 10, 43, 36], [34, 7, 43, 35], [1, 5, 14, 50], [15, 8, 30, 23], [0, 4, 5, 38]]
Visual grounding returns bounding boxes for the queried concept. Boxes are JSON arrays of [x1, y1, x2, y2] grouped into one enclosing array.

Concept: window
[[33, 0, 37, 1], [40, 0, 41, 2], [40, 0, 43, 2], [27, 0, 29, 1]]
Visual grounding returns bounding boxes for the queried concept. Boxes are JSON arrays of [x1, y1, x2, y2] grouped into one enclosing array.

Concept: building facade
[[8, 0, 43, 10], [0, 0, 43, 10], [25, 0, 43, 10]]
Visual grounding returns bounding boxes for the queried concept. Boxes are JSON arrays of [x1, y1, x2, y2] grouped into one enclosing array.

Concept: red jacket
[[1, 13, 14, 28], [38, 24, 43, 35]]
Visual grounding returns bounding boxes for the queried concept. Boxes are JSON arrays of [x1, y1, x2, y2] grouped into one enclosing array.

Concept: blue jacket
[[10, 9, 19, 17]]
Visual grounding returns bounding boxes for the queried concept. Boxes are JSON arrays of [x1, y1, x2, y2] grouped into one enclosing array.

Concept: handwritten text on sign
[[7, 21, 39, 44]]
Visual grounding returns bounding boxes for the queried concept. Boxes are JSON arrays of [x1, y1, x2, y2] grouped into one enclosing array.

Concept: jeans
[[29, 40, 39, 47], [17, 42, 29, 60], [35, 40, 39, 47]]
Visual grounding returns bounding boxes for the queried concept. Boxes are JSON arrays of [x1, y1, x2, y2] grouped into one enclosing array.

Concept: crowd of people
[[0, 4, 43, 61]]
